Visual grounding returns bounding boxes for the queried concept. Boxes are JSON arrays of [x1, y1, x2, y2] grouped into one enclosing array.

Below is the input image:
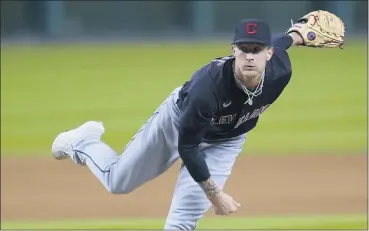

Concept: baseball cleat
[[51, 121, 105, 160]]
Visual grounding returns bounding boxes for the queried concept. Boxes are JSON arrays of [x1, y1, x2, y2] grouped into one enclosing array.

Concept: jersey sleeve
[[177, 68, 219, 183], [272, 33, 294, 50], [274, 72, 292, 100]]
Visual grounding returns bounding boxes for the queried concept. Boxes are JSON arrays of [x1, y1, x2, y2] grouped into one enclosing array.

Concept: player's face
[[232, 43, 274, 80]]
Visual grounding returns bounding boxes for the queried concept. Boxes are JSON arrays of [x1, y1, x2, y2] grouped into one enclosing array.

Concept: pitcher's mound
[[1, 154, 367, 221]]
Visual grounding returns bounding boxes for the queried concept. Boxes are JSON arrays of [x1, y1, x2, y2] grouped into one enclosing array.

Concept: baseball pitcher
[[51, 11, 345, 230]]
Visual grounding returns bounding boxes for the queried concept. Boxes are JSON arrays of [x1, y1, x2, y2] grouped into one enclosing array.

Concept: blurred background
[[1, 1, 367, 230], [1, 0, 368, 42]]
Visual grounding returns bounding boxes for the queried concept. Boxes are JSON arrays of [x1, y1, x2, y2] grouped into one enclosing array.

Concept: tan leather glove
[[286, 10, 345, 49]]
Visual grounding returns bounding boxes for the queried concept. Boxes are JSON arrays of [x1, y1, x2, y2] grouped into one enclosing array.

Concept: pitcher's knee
[[164, 219, 197, 230]]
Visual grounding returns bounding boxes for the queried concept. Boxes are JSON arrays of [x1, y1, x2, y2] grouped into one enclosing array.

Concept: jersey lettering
[[234, 104, 271, 128], [211, 113, 237, 125]]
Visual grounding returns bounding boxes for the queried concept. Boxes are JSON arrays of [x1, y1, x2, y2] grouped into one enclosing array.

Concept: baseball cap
[[232, 18, 271, 46]]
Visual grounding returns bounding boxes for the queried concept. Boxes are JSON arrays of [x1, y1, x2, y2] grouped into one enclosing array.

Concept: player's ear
[[231, 45, 236, 56], [266, 46, 274, 61]]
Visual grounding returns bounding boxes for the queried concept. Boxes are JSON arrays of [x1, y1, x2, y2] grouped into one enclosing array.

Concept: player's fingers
[[228, 206, 239, 214], [216, 209, 226, 216], [233, 200, 241, 208], [214, 206, 225, 216], [229, 204, 238, 213]]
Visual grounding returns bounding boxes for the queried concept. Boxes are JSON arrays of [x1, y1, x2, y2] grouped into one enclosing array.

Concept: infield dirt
[[1, 153, 367, 221]]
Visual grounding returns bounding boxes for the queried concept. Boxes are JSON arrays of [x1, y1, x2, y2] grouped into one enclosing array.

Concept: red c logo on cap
[[246, 23, 257, 34]]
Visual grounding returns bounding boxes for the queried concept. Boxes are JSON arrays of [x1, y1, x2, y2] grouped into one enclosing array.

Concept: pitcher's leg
[[52, 96, 180, 194], [75, 124, 172, 194], [163, 136, 245, 230]]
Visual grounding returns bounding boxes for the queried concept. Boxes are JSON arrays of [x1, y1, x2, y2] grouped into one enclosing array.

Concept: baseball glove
[[286, 10, 345, 49]]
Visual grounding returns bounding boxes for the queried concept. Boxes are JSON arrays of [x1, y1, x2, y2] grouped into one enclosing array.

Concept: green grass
[[2, 214, 367, 229], [1, 40, 367, 156]]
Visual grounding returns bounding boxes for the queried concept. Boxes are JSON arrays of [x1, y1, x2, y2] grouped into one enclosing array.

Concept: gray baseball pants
[[71, 87, 246, 230]]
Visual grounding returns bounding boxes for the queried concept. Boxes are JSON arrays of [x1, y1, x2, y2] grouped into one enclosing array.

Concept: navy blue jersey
[[176, 33, 293, 182]]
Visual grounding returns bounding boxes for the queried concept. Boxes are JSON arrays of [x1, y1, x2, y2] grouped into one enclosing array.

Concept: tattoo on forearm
[[199, 178, 220, 198]]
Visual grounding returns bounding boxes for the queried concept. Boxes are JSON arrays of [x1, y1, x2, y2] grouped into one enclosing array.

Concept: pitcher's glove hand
[[286, 10, 345, 49]]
